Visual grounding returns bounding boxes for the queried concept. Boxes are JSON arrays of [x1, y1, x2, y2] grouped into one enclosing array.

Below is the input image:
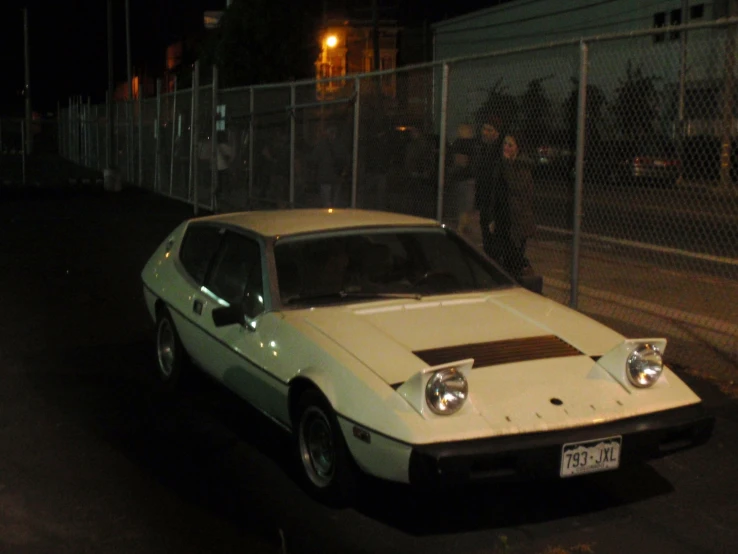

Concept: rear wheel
[[295, 389, 358, 506], [155, 307, 188, 390]]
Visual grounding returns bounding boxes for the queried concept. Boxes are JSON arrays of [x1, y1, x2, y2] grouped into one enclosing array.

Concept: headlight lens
[[626, 344, 663, 388], [425, 368, 468, 415]]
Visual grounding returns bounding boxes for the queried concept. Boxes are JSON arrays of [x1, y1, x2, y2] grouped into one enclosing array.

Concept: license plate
[[560, 436, 622, 477], [653, 160, 665, 167]]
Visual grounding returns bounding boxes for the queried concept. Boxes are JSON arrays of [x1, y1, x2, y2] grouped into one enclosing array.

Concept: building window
[[690, 4, 704, 19], [653, 12, 666, 43], [670, 8, 681, 41]]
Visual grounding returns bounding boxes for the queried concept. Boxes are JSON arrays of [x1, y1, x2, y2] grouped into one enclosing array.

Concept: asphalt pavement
[[1, 170, 737, 554]]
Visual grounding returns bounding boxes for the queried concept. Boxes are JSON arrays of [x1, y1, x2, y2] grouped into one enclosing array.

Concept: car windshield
[[274, 227, 514, 305]]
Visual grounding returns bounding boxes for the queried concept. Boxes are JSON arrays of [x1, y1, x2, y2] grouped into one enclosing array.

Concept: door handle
[[193, 298, 204, 315]]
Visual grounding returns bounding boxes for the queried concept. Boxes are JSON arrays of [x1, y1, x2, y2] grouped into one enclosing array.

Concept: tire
[[294, 389, 358, 506], [155, 307, 188, 391]]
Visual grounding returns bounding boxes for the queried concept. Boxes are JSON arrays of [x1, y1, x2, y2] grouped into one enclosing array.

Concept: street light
[[326, 34, 338, 48]]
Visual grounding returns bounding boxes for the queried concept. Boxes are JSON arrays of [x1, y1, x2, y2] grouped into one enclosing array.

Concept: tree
[[474, 78, 519, 133], [520, 76, 553, 150], [564, 79, 606, 149], [198, 0, 320, 88], [611, 61, 661, 141]]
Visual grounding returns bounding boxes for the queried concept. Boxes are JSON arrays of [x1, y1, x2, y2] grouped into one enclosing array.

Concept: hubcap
[[299, 406, 335, 488], [156, 318, 175, 379]]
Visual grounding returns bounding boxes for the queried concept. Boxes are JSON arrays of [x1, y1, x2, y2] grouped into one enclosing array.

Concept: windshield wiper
[[284, 290, 422, 305]]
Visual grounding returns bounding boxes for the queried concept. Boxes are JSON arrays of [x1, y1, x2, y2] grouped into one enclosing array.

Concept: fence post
[[138, 85, 143, 186], [95, 104, 100, 170], [351, 77, 361, 208], [68, 97, 73, 162], [71, 97, 75, 162], [125, 95, 130, 181], [80, 97, 85, 166], [129, 93, 135, 182], [78, 96, 82, 164], [79, 96, 83, 164], [155, 78, 161, 192], [190, 61, 200, 214], [248, 87, 254, 201], [169, 76, 178, 197], [210, 66, 218, 212], [571, 40, 589, 310], [115, 101, 119, 169], [106, 90, 113, 172], [289, 82, 296, 207], [436, 63, 450, 222], [21, 121, 26, 185], [74, 96, 79, 164], [80, 98, 84, 166], [720, 22, 736, 189], [55, 103, 59, 156], [70, 98, 73, 161], [87, 97, 92, 167]]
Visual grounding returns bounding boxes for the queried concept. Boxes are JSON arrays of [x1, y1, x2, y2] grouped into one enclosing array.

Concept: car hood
[[297, 289, 700, 438], [302, 289, 624, 386]]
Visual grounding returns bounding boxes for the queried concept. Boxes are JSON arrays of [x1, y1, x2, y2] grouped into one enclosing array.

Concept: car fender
[[289, 365, 339, 409]]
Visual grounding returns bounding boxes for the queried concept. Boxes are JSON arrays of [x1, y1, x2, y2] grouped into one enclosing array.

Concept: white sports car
[[141, 209, 713, 503]]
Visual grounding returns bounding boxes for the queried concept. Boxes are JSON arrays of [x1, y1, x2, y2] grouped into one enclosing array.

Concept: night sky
[[0, 0, 503, 115]]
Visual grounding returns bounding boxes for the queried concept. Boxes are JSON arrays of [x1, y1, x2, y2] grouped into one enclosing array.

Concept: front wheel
[[295, 389, 358, 506], [155, 308, 188, 390]]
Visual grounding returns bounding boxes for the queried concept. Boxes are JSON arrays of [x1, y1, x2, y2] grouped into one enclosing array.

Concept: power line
[[435, 0, 623, 35]]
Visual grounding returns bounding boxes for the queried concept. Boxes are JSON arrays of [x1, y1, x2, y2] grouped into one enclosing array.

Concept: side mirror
[[519, 274, 543, 295], [212, 304, 246, 327]]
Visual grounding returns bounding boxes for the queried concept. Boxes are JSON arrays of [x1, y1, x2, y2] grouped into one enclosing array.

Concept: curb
[[1, 177, 104, 187]]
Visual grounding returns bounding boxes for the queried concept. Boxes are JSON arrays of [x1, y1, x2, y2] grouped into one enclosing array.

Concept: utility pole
[[23, 8, 32, 155], [676, 0, 688, 184], [126, 0, 132, 106], [720, 0, 737, 188], [104, 0, 119, 191], [125, 0, 133, 182], [678, 0, 688, 128], [372, 0, 380, 71]]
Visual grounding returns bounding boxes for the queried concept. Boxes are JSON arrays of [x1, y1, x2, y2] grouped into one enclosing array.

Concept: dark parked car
[[606, 138, 681, 186], [571, 137, 681, 187]]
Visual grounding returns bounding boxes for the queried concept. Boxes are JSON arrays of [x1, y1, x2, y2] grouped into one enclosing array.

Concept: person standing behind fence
[[499, 133, 536, 279], [214, 130, 235, 212], [473, 115, 504, 259], [312, 125, 349, 207], [404, 126, 435, 217], [448, 123, 477, 234]]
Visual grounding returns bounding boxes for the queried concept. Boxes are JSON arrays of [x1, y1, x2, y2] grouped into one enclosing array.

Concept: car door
[[171, 223, 225, 367], [195, 230, 286, 418]]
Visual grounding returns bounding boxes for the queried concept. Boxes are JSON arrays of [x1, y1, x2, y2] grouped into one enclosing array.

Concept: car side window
[[206, 233, 265, 318], [179, 225, 223, 283]]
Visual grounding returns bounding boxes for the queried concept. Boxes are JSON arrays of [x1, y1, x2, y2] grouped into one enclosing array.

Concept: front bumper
[[408, 403, 714, 487]]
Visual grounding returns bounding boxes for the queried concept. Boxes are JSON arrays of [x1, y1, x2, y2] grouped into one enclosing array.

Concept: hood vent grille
[[413, 335, 583, 369]]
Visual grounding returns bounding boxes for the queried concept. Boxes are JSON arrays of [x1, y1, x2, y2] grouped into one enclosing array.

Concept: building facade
[[315, 18, 400, 98], [431, 0, 735, 140]]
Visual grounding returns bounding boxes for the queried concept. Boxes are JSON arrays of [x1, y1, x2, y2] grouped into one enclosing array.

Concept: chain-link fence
[[59, 19, 738, 381]]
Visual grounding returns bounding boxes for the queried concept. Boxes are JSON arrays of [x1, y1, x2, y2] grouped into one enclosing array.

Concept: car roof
[[190, 208, 441, 237]]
